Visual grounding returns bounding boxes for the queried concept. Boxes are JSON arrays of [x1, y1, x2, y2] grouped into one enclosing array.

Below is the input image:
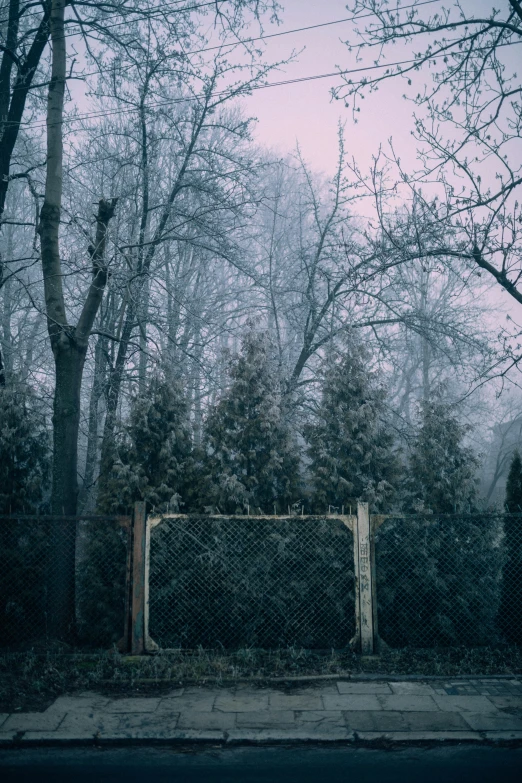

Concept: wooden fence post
[[355, 502, 375, 655], [131, 501, 147, 654]]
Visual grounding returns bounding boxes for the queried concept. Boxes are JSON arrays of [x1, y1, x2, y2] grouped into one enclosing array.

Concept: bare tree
[[335, 1, 522, 316]]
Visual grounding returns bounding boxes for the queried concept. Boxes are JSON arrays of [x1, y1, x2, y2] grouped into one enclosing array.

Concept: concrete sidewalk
[[1, 678, 522, 746]]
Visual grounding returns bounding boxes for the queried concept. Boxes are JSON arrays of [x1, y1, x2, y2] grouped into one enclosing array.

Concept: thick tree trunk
[[52, 343, 86, 514], [38, 2, 117, 639], [48, 341, 86, 640]]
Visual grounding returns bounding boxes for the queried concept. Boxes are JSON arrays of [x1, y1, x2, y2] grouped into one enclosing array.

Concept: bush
[[0, 516, 129, 650], [148, 515, 355, 649], [375, 514, 505, 648], [0, 384, 50, 514], [0, 518, 50, 647], [76, 518, 129, 648]]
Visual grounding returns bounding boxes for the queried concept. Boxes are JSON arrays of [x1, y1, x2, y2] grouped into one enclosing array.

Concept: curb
[[97, 673, 521, 686], [2, 730, 522, 749]]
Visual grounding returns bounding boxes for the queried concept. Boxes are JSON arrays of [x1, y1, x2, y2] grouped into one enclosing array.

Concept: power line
[[1, 0, 444, 47], [24, 38, 522, 131], [0, 0, 221, 28], [8, 0, 446, 94], [68, 12, 418, 82]]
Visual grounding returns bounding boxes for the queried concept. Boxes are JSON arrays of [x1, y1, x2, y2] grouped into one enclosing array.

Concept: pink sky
[[244, 0, 425, 174], [244, 0, 516, 177]]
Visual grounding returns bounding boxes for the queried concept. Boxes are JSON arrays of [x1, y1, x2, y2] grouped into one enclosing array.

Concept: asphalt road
[[1, 745, 522, 783]]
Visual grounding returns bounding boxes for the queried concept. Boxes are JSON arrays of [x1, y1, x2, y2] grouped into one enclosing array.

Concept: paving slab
[[2, 712, 65, 732], [4, 678, 522, 746], [460, 713, 522, 731], [118, 713, 180, 731], [0, 715, 8, 729], [336, 682, 392, 695], [401, 712, 471, 731], [214, 694, 270, 712], [236, 711, 296, 728], [342, 710, 470, 732], [45, 694, 111, 713], [343, 711, 407, 732], [487, 696, 522, 713], [176, 712, 237, 730], [377, 695, 438, 712], [104, 698, 161, 713], [58, 713, 121, 734], [389, 682, 436, 696], [158, 694, 216, 712], [432, 695, 500, 713], [322, 694, 381, 711], [268, 693, 323, 710], [294, 711, 346, 728]]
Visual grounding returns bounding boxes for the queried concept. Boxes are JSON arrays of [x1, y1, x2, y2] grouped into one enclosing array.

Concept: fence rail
[[1, 504, 521, 652]]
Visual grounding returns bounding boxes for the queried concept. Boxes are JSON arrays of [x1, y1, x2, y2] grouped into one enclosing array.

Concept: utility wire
[[6, 0, 450, 94], [23, 37, 522, 131], [0, 0, 223, 27], [0, 0, 444, 44]]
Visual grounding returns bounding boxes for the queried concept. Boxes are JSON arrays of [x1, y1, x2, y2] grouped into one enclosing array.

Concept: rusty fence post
[[355, 502, 375, 655], [131, 501, 147, 654]]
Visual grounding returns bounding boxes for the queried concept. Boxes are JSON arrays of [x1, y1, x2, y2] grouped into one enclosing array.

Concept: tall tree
[[97, 376, 193, 515], [305, 338, 400, 512], [37, 0, 118, 638], [202, 329, 301, 514], [0, 382, 50, 514], [336, 1, 522, 335], [407, 397, 479, 513]]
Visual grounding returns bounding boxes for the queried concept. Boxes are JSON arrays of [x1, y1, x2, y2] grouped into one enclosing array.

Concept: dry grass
[[1, 645, 521, 713]]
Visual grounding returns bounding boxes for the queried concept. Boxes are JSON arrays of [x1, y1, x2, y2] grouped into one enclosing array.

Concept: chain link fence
[[374, 513, 522, 648], [0, 515, 130, 650], [2, 509, 521, 653], [148, 515, 356, 650]]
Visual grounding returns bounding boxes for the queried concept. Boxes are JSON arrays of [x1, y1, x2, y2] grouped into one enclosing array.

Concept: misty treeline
[[1, 0, 522, 522]]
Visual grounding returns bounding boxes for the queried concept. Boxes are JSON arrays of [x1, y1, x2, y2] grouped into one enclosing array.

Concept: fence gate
[[129, 502, 362, 653]]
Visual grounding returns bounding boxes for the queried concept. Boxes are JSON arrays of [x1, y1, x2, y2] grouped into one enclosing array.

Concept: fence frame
[[126, 501, 375, 654]]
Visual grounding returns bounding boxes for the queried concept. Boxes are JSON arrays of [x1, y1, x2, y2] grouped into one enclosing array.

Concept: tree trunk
[[80, 330, 108, 512], [0, 2, 50, 222], [38, 1, 117, 638], [48, 342, 86, 640], [1, 228, 14, 381]]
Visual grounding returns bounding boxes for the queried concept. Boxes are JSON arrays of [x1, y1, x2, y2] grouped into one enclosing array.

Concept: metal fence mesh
[[148, 515, 356, 650], [0, 515, 130, 650], [374, 513, 522, 648], [3, 510, 520, 653]]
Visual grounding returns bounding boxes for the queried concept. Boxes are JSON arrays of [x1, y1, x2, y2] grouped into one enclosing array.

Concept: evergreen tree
[[505, 450, 522, 513], [305, 340, 400, 512], [97, 376, 193, 514], [201, 329, 301, 514], [407, 397, 478, 513], [0, 384, 51, 514], [499, 450, 522, 643]]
